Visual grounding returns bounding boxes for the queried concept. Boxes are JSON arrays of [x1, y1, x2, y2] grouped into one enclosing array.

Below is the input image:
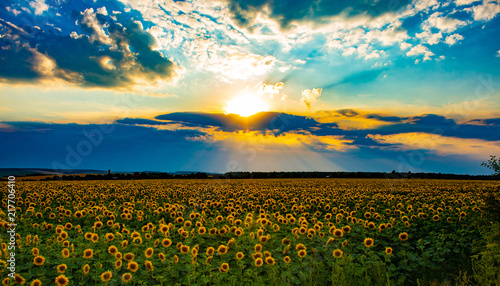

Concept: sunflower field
[[1, 178, 499, 285]]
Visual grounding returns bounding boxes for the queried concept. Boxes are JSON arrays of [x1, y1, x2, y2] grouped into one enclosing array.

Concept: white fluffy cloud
[[445, 34, 464, 45], [423, 12, 468, 33], [471, 2, 500, 21], [455, 0, 480, 6], [29, 0, 49, 15], [406, 45, 435, 61], [300, 88, 322, 110]]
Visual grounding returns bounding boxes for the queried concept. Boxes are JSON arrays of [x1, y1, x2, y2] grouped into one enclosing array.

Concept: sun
[[224, 93, 269, 117]]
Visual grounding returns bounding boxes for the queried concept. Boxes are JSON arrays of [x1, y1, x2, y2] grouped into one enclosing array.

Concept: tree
[[481, 155, 500, 176]]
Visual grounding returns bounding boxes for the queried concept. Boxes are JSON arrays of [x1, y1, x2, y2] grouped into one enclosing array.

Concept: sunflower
[[124, 253, 135, 261], [32, 248, 40, 256], [107, 246, 118, 255], [154, 253, 164, 262], [206, 247, 215, 256], [161, 238, 172, 248], [235, 228, 243, 236], [121, 240, 129, 248], [33, 255, 45, 266], [145, 260, 154, 272], [198, 227, 206, 235], [83, 249, 93, 259], [364, 238, 374, 248], [62, 248, 70, 258], [99, 271, 112, 282], [145, 247, 154, 258], [385, 247, 393, 255], [205, 256, 213, 264], [14, 274, 25, 285], [284, 256, 291, 263], [105, 233, 115, 241], [115, 259, 122, 269], [174, 255, 179, 263], [236, 252, 244, 260], [115, 252, 122, 260], [398, 232, 409, 241], [91, 234, 99, 243], [209, 228, 217, 235], [127, 261, 139, 272], [255, 258, 264, 267], [342, 240, 348, 247], [55, 275, 69, 286], [83, 264, 90, 275], [219, 262, 229, 273], [295, 244, 306, 251], [265, 256, 275, 265], [180, 245, 190, 254], [298, 250, 307, 258], [217, 245, 228, 255], [333, 249, 343, 258], [1, 278, 8, 286], [122, 273, 132, 283], [333, 229, 343, 237], [30, 279, 41, 286], [57, 264, 67, 273], [259, 235, 269, 244], [432, 215, 439, 221]]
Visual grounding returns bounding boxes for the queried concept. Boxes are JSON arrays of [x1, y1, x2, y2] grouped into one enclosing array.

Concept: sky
[[1, 0, 500, 174]]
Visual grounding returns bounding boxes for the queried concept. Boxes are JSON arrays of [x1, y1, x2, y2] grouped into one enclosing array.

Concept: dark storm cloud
[[228, 0, 412, 29], [154, 112, 328, 133], [0, 2, 178, 88], [466, 118, 500, 126]]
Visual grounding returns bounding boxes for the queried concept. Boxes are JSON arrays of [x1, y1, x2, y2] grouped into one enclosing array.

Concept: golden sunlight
[[224, 93, 269, 117]]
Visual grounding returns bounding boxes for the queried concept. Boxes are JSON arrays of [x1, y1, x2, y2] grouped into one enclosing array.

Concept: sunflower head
[[399, 232, 409, 241], [122, 273, 133, 283], [364, 238, 374, 248], [217, 245, 228, 255], [333, 249, 343, 258], [255, 258, 264, 267], [55, 275, 69, 286], [34, 255, 45, 266], [265, 256, 275, 265], [100, 271, 112, 282], [57, 264, 67, 273], [219, 262, 229, 273], [385, 247, 393, 255], [127, 261, 139, 272]]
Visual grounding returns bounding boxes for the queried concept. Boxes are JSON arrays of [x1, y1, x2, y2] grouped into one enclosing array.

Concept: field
[[1, 178, 500, 285]]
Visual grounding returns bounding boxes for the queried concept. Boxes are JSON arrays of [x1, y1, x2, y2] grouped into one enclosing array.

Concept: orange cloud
[[368, 132, 500, 157]]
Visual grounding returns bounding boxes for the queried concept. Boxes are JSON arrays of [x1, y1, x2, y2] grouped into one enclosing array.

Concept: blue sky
[[1, 0, 500, 174]]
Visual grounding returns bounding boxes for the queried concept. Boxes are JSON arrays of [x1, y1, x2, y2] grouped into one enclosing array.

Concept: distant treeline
[[8, 170, 498, 181]]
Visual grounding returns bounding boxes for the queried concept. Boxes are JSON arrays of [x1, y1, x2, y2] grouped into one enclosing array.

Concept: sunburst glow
[[224, 93, 269, 117]]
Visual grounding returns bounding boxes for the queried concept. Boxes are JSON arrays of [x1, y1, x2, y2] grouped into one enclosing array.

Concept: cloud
[[455, 0, 480, 6], [497, 50, 500, 57], [227, 0, 413, 29], [257, 82, 285, 100], [368, 132, 500, 158], [201, 49, 276, 81], [300, 88, 322, 110], [0, 4, 182, 92], [30, 0, 49, 15], [445, 33, 464, 45], [423, 12, 467, 33], [3, 111, 500, 173], [406, 44, 434, 61], [470, 1, 500, 21]]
